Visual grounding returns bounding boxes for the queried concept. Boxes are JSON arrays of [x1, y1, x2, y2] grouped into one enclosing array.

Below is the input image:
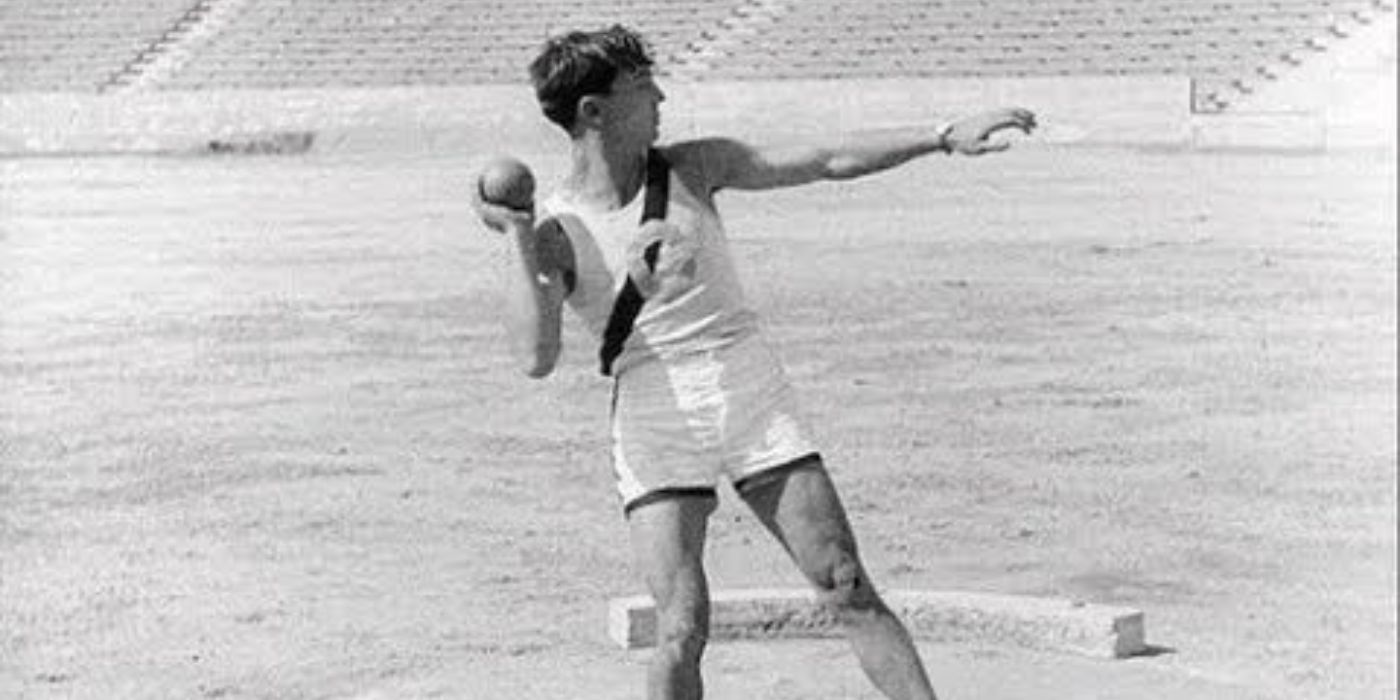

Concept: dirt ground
[[1, 143, 1395, 699]]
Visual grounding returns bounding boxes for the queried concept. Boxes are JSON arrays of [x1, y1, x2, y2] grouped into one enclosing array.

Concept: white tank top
[[540, 166, 759, 376]]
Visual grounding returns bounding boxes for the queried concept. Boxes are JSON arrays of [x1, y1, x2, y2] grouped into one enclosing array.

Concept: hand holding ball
[[472, 156, 536, 235], [477, 157, 535, 212]]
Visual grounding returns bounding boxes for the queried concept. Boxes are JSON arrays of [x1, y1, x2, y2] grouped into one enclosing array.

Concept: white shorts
[[610, 334, 819, 512]]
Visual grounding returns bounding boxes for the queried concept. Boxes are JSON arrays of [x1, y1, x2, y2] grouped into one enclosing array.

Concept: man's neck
[[567, 135, 650, 211]]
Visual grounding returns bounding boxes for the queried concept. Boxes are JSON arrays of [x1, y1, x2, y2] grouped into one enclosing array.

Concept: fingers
[[470, 174, 535, 232], [961, 108, 1036, 155], [1018, 108, 1038, 132], [472, 186, 531, 218], [997, 108, 1037, 134], [965, 140, 1012, 156], [473, 195, 533, 234]]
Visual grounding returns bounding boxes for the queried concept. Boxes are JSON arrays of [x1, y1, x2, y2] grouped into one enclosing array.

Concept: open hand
[[944, 108, 1037, 155], [628, 220, 699, 299]]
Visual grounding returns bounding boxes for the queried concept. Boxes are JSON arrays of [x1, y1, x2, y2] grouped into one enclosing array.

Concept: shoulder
[[660, 138, 749, 195]]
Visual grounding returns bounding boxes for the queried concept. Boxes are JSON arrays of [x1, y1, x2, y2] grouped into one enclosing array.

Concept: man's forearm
[[823, 125, 950, 180], [499, 219, 564, 377]]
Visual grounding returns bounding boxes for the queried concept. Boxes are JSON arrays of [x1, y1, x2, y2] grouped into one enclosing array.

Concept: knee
[[655, 601, 709, 662], [813, 549, 879, 614]]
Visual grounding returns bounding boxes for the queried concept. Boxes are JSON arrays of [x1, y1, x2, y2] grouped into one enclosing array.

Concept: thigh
[[627, 493, 719, 609], [737, 456, 867, 588], [718, 337, 820, 484], [612, 358, 725, 508]]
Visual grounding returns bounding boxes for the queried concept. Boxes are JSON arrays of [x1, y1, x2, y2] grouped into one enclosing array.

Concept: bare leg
[[627, 492, 719, 700], [739, 457, 938, 700]]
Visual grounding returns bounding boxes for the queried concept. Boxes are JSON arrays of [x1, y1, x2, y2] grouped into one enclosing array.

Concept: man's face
[[598, 68, 665, 145]]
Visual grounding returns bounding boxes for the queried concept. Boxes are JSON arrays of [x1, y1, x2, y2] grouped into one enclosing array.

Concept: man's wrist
[[508, 215, 546, 254], [510, 224, 537, 247], [934, 122, 955, 154]]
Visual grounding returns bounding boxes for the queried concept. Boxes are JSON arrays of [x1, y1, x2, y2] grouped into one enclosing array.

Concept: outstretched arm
[[683, 108, 1037, 191], [471, 193, 571, 379]]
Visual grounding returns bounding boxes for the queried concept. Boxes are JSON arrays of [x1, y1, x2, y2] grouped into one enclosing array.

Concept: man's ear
[[576, 95, 604, 128]]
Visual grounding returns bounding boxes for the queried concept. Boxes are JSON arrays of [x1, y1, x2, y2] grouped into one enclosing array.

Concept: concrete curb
[[609, 588, 1147, 659]]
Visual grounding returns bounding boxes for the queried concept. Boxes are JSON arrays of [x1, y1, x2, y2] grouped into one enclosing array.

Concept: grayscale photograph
[[1, 1, 1395, 698]]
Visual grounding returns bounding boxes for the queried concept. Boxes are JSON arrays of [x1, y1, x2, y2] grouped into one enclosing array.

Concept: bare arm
[[471, 194, 571, 379], [683, 107, 1037, 191]]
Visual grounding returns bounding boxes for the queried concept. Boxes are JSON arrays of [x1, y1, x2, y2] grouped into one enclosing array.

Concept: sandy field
[[1, 142, 1395, 699]]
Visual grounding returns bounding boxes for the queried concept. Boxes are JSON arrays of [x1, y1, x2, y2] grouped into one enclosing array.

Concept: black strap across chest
[[598, 149, 670, 376]]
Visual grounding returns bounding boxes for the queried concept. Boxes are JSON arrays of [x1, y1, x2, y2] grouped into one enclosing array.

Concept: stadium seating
[[0, 0, 198, 92], [160, 0, 735, 89], [0, 0, 1390, 110], [688, 0, 1387, 109]]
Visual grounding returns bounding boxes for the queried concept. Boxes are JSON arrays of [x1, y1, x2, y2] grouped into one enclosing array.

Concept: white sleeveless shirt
[[540, 164, 759, 376]]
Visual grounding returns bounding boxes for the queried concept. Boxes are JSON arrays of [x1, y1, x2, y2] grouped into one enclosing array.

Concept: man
[[472, 25, 1036, 700]]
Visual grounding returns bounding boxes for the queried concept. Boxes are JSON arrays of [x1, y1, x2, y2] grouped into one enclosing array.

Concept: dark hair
[[529, 25, 655, 132]]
